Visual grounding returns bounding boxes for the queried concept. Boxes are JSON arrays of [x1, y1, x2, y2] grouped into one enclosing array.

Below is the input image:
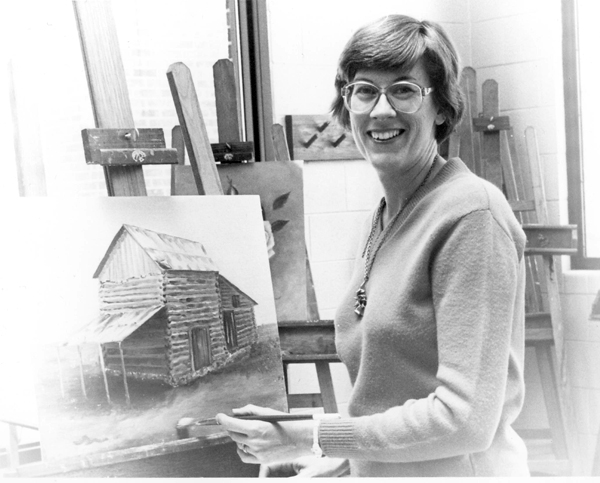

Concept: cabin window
[[223, 310, 238, 351], [232, 294, 241, 308], [190, 327, 211, 371]]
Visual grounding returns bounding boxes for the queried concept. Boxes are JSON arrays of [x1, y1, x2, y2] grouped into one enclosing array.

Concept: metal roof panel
[[65, 304, 165, 345]]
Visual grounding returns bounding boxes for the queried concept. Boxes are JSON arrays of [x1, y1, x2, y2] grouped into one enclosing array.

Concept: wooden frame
[[562, 0, 600, 269]]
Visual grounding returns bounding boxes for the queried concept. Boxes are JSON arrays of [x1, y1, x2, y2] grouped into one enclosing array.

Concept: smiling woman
[[216, 14, 531, 478]]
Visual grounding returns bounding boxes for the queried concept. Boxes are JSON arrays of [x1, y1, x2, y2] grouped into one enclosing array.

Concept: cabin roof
[[94, 224, 219, 278], [65, 305, 165, 345], [218, 274, 258, 306]]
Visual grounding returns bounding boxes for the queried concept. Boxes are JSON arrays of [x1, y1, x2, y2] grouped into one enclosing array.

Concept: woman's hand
[[215, 404, 314, 465], [259, 456, 350, 478]]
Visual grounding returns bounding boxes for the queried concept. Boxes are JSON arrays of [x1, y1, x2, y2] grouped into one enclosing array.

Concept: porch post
[[118, 342, 131, 406], [76, 345, 87, 399], [98, 344, 111, 404]]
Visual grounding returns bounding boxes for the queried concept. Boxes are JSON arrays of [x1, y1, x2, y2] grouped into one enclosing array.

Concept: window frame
[[236, 0, 275, 162], [563, 0, 600, 269], [222, 309, 239, 352]]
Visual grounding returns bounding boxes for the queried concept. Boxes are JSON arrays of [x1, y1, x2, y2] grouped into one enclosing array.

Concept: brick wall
[[5, 1, 229, 198]]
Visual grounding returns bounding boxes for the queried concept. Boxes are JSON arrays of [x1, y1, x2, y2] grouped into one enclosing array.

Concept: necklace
[[354, 154, 439, 316]]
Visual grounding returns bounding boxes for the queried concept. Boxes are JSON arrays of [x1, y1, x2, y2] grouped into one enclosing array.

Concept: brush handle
[[194, 413, 340, 426], [233, 414, 329, 422]]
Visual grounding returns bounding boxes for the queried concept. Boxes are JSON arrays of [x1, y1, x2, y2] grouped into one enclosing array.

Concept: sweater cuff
[[318, 418, 362, 458]]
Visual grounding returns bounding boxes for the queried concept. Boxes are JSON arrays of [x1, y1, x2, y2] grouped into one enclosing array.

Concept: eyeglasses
[[341, 80, 433, 115]]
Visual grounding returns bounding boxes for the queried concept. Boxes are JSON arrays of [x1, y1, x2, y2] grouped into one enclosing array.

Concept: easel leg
[[315, 361, 338, 414]]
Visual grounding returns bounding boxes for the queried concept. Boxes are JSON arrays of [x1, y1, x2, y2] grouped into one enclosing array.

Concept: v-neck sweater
[[319, 158, 529, 477]]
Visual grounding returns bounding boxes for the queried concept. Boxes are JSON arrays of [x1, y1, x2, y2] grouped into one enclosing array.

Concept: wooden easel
[[270, 125, 339, 415], [446, 67, 580, 476]]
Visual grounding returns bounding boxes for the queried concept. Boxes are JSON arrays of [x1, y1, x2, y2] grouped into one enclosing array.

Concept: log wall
[[99, 275, 164, 311], [164, 270, 225, 386]]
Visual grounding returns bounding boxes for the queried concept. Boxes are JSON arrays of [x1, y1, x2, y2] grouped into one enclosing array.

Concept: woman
[[216, 14, 529, 477]]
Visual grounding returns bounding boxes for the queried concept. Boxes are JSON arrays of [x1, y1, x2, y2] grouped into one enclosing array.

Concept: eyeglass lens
[[344, 82, 424, 114]]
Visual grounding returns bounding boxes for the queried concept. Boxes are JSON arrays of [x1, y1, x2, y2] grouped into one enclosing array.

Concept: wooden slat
[[281, 354, 340, 363], [509, 199, 536, 212], [213, 59, 242, 142], [73, 1, 146, 196], [480, 80, 503, 189], [286, 393, 323, 408], [499, 130, 519, 200], [315, 361, 338, 413], [504, 125, 545, 312], [166, 62, 224, 195], [10, 434, 244, 478], [473, 115, 511, 132], [526, 127, 550, 225], [525, 312, 553, 341], [525, 126, 580, 472], [210, 142, 254, 163], [272, 123, 291, 161], [460, 67, 481, 175], [523, 224, 578, 255], [81, 128, 178, 166]]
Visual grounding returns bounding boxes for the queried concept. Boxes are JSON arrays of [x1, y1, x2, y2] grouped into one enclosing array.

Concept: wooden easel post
[[167, 63, 224, 196], [271, 125, 338, 414], [213, 59, 242, 143], [73, 1, 146, 196]]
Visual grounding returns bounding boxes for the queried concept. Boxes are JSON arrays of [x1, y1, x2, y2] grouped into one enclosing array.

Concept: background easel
[[269, 129, 340, 415], [445, 67, 580, 476]]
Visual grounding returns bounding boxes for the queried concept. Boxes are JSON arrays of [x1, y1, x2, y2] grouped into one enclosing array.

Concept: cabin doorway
[[190, 327, 211, 371]]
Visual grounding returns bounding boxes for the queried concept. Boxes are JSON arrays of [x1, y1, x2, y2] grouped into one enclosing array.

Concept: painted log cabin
[[68, 224, 258, 387]]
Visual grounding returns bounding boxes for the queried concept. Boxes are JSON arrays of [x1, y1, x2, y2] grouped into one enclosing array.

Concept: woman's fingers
[[236, 443, 259, 463], [215, 413, 261, 434]]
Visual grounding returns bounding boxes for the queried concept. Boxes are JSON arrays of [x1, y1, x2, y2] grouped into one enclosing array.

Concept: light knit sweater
[[319, 158, 529, 477]]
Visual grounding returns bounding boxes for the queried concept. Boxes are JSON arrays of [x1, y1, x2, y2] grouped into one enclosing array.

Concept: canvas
[[173, 161, 309, 321], [0, 196, 287, 464]]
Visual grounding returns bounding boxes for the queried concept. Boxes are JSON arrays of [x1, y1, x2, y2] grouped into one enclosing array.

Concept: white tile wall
[[302, 161, 348, 215]]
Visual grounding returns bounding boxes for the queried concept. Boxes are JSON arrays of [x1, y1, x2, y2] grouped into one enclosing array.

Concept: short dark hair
[[331, 15, 464, 144]]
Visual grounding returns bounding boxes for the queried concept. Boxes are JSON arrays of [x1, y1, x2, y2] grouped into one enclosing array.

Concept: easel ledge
[[7, 434, 236, 478]]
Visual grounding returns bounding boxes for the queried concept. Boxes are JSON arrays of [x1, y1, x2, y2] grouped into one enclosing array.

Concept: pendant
[[354, 283, 367, 316]]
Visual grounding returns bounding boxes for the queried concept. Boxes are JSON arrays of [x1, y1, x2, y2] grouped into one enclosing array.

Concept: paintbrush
[[176, 413, 340, 439]]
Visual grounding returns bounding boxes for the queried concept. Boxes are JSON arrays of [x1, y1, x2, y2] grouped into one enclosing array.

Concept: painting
[[173, 161, 309, 321], [0, 196, 287, 464]]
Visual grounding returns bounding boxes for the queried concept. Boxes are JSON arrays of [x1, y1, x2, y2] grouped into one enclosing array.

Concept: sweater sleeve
[[319, 209, 525, 462]]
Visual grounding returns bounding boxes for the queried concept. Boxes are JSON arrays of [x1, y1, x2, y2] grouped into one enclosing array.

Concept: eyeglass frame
[[341, 80, 434, 115]]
